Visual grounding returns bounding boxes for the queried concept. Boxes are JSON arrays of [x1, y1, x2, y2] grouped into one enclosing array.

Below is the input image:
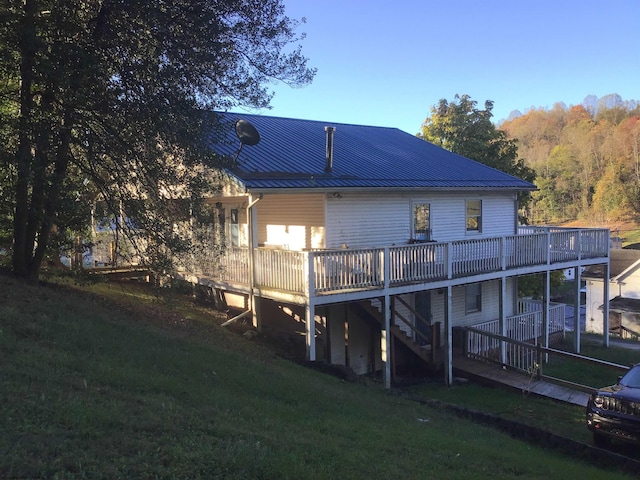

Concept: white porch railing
[[182, 227, 608, 296], [313, 248, 383, 292]]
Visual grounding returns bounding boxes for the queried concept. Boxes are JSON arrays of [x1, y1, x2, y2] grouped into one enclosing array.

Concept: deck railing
[[463, 326, 629, 388], [191, 227, 609, 296], [466, 303, 566, 360]]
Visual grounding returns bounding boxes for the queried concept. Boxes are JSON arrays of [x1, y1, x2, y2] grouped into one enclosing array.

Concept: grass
[[409, 334, 640, 450], [409, 380, 590, 442], [542, 335, 640, 387], [0, 273, 636, 479]]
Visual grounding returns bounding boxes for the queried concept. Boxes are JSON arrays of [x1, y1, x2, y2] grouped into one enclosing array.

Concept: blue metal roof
[[208, 112, 536, 192]]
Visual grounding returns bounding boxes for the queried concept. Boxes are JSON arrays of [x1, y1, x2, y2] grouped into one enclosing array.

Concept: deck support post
[[383, 294, 391, 389], [603, 260, 610, 347], [499, 276, 507, 364], [444, 285, 453, 386], [305, 302, 316, 361], [543, 270, 550, 362], [573, 266, 582, 353], [247, 194, 263, 331]]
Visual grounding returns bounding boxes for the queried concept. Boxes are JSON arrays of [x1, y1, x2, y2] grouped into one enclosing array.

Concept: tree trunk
[[12, 0, 37, 280]]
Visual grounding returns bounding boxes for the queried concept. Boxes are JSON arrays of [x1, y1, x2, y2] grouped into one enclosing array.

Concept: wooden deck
[[453, 355, 592, 407], [176, 227, 609, 300]]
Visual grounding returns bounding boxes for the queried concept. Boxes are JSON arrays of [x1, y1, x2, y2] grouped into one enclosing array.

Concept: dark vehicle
[[586, 363, 640, 447]]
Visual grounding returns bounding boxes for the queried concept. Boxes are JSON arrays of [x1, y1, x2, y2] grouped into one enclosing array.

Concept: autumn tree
[[501, 94, 640, 225], [0, 0, 315, 281], [418, 94, 536, 221]]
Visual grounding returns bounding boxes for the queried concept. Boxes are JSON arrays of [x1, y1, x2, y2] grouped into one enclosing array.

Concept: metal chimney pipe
[[324, 126, 335, 173]]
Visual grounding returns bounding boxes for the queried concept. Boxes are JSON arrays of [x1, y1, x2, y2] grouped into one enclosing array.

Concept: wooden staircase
[[350, 300, 442, 365]]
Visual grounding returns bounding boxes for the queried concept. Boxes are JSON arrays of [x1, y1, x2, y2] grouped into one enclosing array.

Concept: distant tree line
[[502, 94, 640, 225]]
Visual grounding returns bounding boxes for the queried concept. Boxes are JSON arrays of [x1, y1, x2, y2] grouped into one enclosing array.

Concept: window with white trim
[[465, 283, 482, 313], [412, 202, 431, 241], [466, 199, 482, 232]]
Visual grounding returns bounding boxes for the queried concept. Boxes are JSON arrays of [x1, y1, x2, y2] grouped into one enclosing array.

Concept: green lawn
[[0, 273, 635, 479]]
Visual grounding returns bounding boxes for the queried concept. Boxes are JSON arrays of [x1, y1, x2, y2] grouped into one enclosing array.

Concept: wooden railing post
[[304, 251, 314, 298], [383, 247, 390, 289]]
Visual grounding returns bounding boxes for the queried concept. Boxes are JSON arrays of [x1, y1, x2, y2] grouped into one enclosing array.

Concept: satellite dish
[[235, 119, 261, 146]]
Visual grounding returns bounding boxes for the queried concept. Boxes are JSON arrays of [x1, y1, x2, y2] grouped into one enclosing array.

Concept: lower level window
[[465, 283, 482, 313]]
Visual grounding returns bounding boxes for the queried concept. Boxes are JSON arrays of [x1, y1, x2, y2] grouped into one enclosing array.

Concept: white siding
[[619, 269, 640, 299], [326, 194, 410, 248], [585, 280, 606, 334], [255, 193, 325, 250], [429, 279, 516, 329], [586, 268, 640, 335], [325, 191, 518, 248], [348, 315, 374, 375]]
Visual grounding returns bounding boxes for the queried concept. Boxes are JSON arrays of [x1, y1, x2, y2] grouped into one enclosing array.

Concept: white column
[[603, 261, 610, 347], [383, 294, 391, 389], [444, 285, 453, 386], [499, 277, 506, 364], [573, 266, 581, 353], [305, 302, 316, 361], [247, 194, 262, 330]]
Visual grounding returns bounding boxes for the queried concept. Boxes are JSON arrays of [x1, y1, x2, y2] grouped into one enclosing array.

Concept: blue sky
[[248, 0, 640, 134]]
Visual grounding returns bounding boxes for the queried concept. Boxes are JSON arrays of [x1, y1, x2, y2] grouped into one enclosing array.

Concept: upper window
[[465, 283, 482, 313], [413, 203, 431, 241], [466, 200, 482, 232]]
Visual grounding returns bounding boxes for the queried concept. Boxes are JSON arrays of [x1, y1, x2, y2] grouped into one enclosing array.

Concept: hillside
[[0, 273, 633, 479], [500, 95, 640, 227]]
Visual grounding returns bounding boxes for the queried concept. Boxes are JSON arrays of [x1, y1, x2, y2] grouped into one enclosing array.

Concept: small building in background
[[583, 249, 640, 340]]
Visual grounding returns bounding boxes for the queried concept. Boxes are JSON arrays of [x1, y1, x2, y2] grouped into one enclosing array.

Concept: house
[[97, 112, 611, 387], [583, 249, 640, 340]]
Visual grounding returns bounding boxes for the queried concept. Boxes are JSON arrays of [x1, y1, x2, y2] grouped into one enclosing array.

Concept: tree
[[418, 94, 536, 221], [0, 0, 315, 282]]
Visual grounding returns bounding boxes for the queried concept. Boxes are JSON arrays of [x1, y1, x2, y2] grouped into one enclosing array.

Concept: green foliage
[[517, 271, 565, 299], [0, 275, 630, 479], [0, 0, 315, 281], [418, 94, 536, 222], [502, 95, 640, 225]]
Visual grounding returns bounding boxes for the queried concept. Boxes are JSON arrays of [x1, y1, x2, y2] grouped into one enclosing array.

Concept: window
[[465, 283, 482, 313], [230, 209, 239, 247], [413, 203, 431, 241], [466, 199, 482, 232]]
